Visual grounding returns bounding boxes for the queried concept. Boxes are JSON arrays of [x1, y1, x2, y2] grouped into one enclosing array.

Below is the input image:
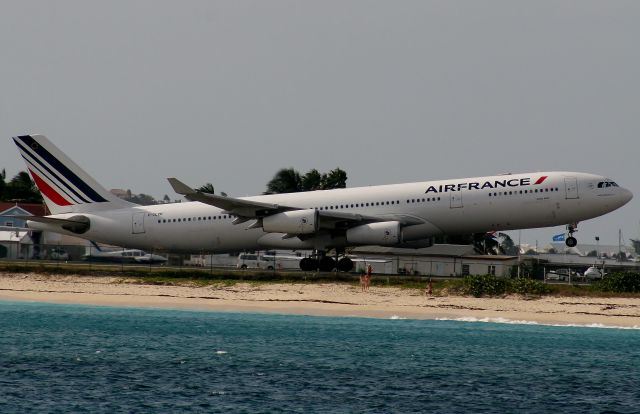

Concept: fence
[[1, 243, 636, 284]]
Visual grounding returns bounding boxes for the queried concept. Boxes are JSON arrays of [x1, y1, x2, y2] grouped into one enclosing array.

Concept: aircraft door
[[564, 177, 579, 199], [450, 191, 463, 208], [132, 212, 145, 234]]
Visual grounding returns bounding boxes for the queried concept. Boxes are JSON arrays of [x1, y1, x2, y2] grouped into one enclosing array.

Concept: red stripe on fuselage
[[534, 176, 548, 185], [29, 169, 73, 206]]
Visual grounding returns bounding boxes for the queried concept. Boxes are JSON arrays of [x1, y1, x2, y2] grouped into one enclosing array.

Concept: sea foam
[[435, 316, 640, 330]]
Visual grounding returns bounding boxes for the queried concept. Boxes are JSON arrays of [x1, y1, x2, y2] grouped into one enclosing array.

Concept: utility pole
[[618, 229, 623, 262]]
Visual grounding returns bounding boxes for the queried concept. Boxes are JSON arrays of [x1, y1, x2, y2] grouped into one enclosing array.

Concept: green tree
[[321, 168, 347, 190], [265, 168, 302, 194], [3, 171, 42, 203], [301, 169, 322, 191], [0, 169, 6, 200], [498, 233, 519, 256], [128, 193, 157, 206], [265, 167, 349, 194], [197, 183, 215, 194]]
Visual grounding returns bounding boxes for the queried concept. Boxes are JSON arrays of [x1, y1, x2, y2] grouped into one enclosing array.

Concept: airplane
[[82, 241, 168, 264], [9, 134, 633, 272]]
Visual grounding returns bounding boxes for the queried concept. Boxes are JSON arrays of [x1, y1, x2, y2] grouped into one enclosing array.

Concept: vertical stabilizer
[[12, 134, 133, 214]]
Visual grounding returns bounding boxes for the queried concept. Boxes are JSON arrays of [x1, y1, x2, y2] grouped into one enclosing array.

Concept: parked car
[[583, 266, 606, 280], [49, 248, 69, 261], [546, 268, 580, 281]]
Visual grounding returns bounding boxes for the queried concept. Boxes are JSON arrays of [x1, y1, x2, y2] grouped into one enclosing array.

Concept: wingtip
[[167, 177, 196, 195]]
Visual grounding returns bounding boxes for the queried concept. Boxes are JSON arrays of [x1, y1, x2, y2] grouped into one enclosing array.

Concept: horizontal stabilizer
[[6, 215, 91, 234]]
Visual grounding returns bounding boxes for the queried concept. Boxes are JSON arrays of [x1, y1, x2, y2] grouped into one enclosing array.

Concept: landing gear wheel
[[318, 257, 337, 272], [565, 222, 579, 248], [337, 257, 354, 272], [299, 257, 317, 272]]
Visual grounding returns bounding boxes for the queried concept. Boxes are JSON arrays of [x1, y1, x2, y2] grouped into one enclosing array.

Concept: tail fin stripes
[[15, 138, 92, 204], [19, 150, 86, 205], [28, 169, 73, 206], [14, 135, 107, 203], [12, 134, 132, 214]]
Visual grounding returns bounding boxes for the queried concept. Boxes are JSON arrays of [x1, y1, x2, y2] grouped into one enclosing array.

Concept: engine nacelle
[[262, 210, 318, 234], [346, 221, 401, 246]]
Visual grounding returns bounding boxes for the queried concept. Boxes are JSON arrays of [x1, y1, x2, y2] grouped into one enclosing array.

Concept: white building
[[351, 245, 518, 277]]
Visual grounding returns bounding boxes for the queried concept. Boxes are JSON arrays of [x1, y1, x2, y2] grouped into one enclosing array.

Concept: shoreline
[[1, 273, 639, 328]]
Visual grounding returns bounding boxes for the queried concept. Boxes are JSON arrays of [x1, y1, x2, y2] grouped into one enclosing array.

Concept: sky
[[1, 1, 639, 246]]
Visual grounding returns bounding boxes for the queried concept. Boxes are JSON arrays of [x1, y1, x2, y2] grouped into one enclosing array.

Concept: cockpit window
[[597, 180, 619, 188]]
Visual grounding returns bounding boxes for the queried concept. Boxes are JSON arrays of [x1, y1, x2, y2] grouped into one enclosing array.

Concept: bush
[[593, 272, 640, 293], [462, 275, 508, 297], [510, 277, 551, 295], [462, 275, 550, 297]]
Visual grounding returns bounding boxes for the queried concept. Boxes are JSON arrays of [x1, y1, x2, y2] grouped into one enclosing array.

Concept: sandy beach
[[0, 272, 639, 328]]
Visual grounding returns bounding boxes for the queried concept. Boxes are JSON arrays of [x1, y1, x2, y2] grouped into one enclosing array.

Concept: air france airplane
[[11, 135, 633, 271]]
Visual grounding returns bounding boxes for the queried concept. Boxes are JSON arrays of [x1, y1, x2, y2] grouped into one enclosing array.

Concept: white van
[[237, 253, 274, 270], [237, 252, 301, 270]]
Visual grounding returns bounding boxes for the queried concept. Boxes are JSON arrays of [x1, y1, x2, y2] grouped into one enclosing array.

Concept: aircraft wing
[[168, 178, 297, 217], [168, 178, 425, 232]]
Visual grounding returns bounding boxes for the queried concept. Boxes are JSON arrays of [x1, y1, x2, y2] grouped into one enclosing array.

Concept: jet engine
[[346, 221, 401, 245], [262, 210, 318, 234]]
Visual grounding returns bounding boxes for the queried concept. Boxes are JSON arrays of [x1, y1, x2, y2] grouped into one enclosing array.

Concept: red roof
[[0, 202, 48, 216]]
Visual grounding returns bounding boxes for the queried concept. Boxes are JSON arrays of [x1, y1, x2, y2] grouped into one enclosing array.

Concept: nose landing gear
[[565, 223, 578, 247]]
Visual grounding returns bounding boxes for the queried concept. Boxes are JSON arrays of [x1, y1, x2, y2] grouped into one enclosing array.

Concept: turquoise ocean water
[[0, 300, 638, 413]]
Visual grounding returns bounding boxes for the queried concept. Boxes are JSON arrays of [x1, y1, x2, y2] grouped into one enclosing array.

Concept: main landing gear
[[565, 223, 578, 248], [299, 250, 354, 272]]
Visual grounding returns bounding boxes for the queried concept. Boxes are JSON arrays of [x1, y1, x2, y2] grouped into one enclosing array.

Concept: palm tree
[[265, 168, 302, 194], [301, 169, 322, 191], [197, 183, 215, 194], [321, 168, 347, 189], [0, 169, 6, 200]]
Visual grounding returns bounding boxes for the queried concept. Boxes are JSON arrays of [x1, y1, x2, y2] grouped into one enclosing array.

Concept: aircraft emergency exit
[[11, 134, 633, 271]]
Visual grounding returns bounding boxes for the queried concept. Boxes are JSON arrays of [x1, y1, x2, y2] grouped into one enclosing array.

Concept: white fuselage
[[30, 171, 633, 253]]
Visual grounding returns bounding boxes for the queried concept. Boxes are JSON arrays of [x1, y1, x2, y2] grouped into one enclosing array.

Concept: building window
[[462, 264, 470, 276], [488, 265, 496, 276]]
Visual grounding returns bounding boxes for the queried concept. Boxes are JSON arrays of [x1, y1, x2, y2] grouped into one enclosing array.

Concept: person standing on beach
[[360, 269, 366, 292], [365, 264, 373, 291], [426, 278, 433, 296]]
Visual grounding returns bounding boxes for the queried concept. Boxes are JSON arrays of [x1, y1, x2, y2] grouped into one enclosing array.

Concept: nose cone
[[620, 188, 634, 205]]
